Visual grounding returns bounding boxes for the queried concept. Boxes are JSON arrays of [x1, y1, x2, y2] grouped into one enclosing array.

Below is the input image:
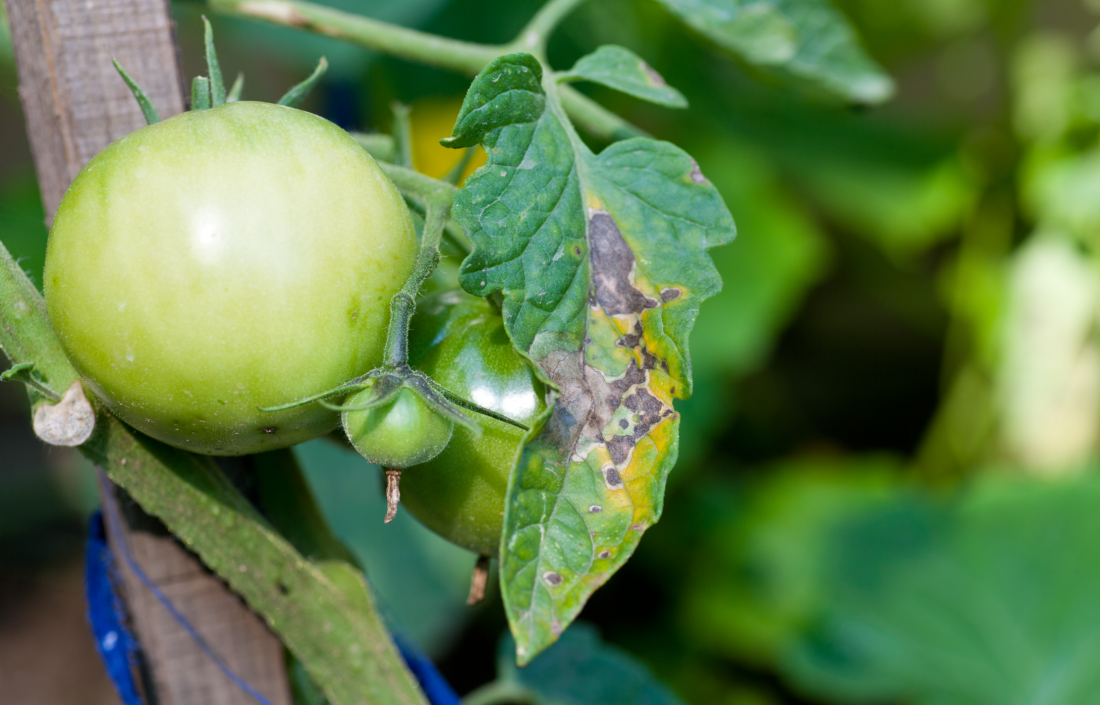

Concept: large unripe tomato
[[402, 290, 546, 556], [44, 101, 417, 455]]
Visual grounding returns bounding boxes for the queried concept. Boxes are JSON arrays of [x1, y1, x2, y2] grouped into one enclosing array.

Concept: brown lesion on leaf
[[527, 209, 680, 536], [588, 211, 659, 316], [641, 61, 667, 87], [689, 159, 709, 185]]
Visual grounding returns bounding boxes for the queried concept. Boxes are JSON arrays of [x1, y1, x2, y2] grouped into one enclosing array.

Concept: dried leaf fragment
[[33, 380, 95, 446]]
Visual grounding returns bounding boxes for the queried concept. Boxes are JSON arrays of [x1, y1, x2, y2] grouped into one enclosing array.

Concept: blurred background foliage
[[5, 0, 1100, 703]]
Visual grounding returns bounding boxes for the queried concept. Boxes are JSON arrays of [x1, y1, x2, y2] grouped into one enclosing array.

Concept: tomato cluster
[[43, 100, 543, 555]]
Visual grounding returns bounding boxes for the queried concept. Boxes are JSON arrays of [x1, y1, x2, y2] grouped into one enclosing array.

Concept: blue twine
[[85, 507, 461, 705], [97, 497, 278, 705]]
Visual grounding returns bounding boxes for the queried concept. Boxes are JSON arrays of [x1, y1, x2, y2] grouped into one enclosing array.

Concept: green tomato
[[44, 101, 417, 455], [402, 290, 547, 557], [342, 386, 453, 468]]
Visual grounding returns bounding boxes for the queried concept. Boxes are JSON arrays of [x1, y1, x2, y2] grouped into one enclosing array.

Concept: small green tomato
[[342, 386, 453, 468]]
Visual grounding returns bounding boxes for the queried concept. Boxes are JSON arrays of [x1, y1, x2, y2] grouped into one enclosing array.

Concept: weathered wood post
[[6, 1, 292, 702]]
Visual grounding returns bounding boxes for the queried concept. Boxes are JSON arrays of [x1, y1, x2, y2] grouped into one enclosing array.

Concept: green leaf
[[681, 457, 897, 666], [446, 53, 735, 663], [652, 0, 894, 104], [494, 623, 686, 705], [786, 475, 1100, 705], [441, 54, 544, 150], [561, 45, 687, 109]]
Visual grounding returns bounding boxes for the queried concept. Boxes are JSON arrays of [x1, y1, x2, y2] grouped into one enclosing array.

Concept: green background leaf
[[496, 623, 687, 705], [652, 0, 893, 103], [786, 475, 1100, 705], [449, 52, 734, 663], [562, 45, 687, 108]]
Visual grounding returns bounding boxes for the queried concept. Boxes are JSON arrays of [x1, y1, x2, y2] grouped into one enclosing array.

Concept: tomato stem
[[383, 202, 449, 369], [206, 0, 642, 143], [467, 555, 491, 606], [391, 102, 414, 169], [384, 468, 401, 523], [510, 0, 590, 57]]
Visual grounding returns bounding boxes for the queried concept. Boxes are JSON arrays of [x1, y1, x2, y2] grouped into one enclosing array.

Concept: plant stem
[[206, 0, 644, 142], [208, 0, 501, 75], [511, 0, 590, 54], [384, 202, 449, 368], [559, 84, 648, 141], [378, 162, 458, 203], [0, 242, 81, 407]]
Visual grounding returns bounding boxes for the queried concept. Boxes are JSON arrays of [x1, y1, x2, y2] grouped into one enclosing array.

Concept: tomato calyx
[[115, 16, 328, 129], [261, 363, 529, 522]]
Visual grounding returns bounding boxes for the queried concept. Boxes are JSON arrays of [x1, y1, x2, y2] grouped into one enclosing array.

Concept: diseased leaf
[[561, 45, 687, 109], [653, 0, 894, 104], [497, 623, 687, 705], [447, 53, 735, 663]]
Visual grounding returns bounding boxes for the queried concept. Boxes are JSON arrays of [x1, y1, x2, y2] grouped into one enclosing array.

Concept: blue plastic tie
[[85, 512, 143, 705]]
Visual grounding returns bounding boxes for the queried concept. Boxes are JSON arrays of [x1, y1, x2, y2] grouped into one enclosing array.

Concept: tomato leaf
[[653, 0, 893, 104], [560, 46, 687, 109], [447, 53, 735, 663], [495, 623, 687, 705], [787, 476, 1100, 705]]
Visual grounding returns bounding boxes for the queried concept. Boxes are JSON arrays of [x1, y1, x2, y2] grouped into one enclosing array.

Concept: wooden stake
[[7, 1, 291, 701]]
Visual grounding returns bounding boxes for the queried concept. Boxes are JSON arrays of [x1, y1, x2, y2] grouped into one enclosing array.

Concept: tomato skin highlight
[[44, 101, 418, 455], [402, 290, 547, 557], [343, 386, 453, 468]]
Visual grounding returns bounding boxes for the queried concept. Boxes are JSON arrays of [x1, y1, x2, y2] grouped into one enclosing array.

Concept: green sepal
[[278, 57, 328, 108], [258, 379, 368, 413], [227, 72, 245, 102], [202, 16, 226, 107], [192, 76, 211, 111], [112, 59, 160, 125]]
